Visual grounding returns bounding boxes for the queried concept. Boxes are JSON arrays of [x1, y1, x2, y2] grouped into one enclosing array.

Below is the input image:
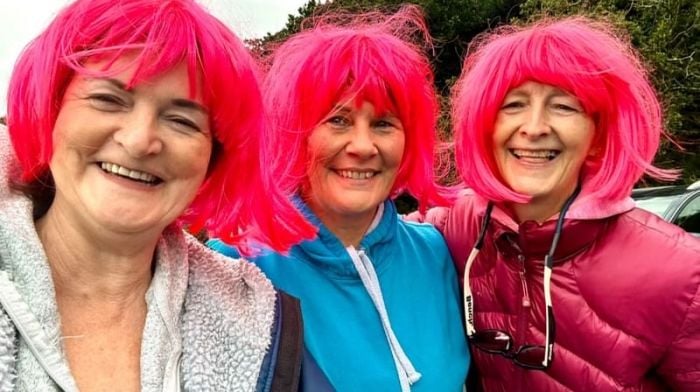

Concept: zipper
[[516, 253, 530, 344], [516, 254, 529, 392]]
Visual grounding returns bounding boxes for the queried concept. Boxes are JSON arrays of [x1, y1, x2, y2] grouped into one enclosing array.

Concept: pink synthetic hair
[[452, 17, 675, 204], [6, 0, 315, 251], [263, 5, 453, 212]]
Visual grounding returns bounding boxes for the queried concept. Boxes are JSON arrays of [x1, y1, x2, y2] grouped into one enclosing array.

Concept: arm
[[658, 279, 700, 390], [403, 206, 450, 232]]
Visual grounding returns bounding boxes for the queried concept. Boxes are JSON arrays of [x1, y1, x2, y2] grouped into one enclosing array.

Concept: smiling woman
[[0, 0, 313, 390], [410, 16, 700, 391], [49, 60, 213, 237], [209, 5, 470, 391]]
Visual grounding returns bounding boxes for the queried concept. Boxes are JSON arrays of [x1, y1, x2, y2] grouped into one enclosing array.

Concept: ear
[[587, 123, 605, 159], [587, 144, 602, 159]]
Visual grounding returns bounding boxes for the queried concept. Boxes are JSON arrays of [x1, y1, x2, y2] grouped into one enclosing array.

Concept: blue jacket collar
[[291, 197, 397, 277]]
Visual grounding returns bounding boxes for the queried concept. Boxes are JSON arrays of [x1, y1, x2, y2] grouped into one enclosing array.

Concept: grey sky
[[0, 0, 308, 112]]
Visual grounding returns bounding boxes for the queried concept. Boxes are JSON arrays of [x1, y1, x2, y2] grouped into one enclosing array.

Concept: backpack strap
[[256, 291, 304, 392], [271, 291, 303, 392]]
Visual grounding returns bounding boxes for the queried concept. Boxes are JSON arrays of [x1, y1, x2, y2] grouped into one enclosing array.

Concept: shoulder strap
[[271, 291, 303, 392]]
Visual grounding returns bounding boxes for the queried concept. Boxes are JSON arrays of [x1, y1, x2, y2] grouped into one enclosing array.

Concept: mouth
[[99, 162, 162, 185], [509, 149, 560, 161], [334, 169, 379, 180]]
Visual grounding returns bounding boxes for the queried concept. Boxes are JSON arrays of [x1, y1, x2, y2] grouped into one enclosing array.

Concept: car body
[[632, 181, 700, 237]]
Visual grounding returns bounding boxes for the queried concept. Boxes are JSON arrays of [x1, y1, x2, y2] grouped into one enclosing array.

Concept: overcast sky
[[0, 0, 309, 113]]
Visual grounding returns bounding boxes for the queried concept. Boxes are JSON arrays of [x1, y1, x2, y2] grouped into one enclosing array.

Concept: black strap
[[271, 291, 304, 392]]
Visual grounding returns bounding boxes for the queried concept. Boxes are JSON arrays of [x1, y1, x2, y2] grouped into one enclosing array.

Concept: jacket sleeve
[[658, 277, 700, 390]]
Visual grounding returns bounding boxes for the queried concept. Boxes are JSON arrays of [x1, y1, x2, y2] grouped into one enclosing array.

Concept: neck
[[510, 184, 580, 224], [311, 207, 378, 248], [510, 199, 561, 224], [36, 206, 156, 303]]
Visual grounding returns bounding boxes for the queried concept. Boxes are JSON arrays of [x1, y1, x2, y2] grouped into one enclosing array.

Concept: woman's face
[[48, 58, 212, 235], [493, 81, 595, 212], [304, 101, 404, 226]]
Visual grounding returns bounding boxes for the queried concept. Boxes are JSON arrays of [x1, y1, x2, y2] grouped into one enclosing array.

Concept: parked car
[[632, 181, 700, 236]]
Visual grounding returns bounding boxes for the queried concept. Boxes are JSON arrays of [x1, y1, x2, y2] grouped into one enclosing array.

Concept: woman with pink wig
[[210, 6, 469, 391], [0, 0, 315, 390], [414, 17, 700, 390]]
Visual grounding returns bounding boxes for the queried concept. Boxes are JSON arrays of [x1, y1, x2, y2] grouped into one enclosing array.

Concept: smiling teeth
[[512, 149, 558, 160], [338, 170, 375, 179], [100, 162, 157, 183]]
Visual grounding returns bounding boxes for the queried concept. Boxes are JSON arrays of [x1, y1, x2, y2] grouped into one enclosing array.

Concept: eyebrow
[[84, 77, 127, 90], [505, 89, 572, 99], [330, 105, 353, 113], [171, 98, 208, 114]]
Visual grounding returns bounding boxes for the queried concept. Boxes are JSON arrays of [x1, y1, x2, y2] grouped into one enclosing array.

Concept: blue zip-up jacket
[[210, 200, 469, 391]]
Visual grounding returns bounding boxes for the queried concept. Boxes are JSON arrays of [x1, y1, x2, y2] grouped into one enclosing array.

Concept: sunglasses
[[463, 185, 580, 370]]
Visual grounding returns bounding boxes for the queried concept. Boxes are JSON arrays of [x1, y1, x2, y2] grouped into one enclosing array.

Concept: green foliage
[[253, 0, 523, 89], [258, 0, 699, 190]]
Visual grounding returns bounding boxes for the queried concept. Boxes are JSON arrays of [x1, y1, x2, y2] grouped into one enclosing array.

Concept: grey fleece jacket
[[0, 125, 278, 391]]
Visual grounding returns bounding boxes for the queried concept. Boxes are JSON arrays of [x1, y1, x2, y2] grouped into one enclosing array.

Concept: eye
[[551, 102, 581, 114], [166, 115, 203, 133], [326, 115, 351, 128], [87, 93, 127, 111], [373, 118, 401, 132], [500, 100, 525, 111]]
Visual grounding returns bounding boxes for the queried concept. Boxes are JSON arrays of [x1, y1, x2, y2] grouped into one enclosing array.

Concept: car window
[[634, 195, 678, 218], [675, 194, 700, 235]]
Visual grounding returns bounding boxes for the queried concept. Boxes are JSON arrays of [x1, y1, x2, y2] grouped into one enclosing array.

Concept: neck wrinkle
[[311, 206, 379, 248], [36, 205, 155, 303]]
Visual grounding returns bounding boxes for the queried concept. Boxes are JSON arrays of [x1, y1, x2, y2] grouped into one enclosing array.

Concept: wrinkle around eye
[[551, 103, 582, 113], [86, 93, 128, 111], [499, 101, 526, 113], [165, 113, 208, 135]]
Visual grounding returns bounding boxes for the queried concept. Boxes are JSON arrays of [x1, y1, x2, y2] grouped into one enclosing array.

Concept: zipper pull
[[518, 255, 531, 308]]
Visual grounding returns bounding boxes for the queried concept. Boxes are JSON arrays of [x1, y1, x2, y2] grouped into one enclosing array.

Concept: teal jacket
[[210, 200, 469, 391]]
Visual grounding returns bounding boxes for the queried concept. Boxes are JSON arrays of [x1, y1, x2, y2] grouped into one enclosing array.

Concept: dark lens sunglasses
[[462, 185, 580, 370]]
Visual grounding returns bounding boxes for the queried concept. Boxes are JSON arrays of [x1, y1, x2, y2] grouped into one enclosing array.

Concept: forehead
[[69, 56, 203, 100], [333, 87, 400, 115], [506, 81, 575, 98]]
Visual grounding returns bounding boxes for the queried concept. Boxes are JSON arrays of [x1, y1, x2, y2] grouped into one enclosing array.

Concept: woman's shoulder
[[184, 233, 276, 298], [177, 232, 281, 390], [0, 124, 22, 200], [397, 216, 447, 246], [615, 208, 700, 255]]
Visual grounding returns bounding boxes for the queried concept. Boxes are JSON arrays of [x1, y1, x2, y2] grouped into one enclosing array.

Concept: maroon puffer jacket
[[416, 194, 700, 391]]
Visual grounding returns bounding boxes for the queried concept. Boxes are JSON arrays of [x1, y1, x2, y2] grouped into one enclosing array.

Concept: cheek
[[180, 139, 213, 181], [571, 122, 597, 160], [386, 135, 406, 169], [492, 114, 510, 142]]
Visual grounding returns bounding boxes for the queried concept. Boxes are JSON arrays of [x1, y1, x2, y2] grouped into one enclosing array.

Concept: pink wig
[[6, 0, 315, 251], [452, 17, 675, 204], [263, 5, 452, 212]]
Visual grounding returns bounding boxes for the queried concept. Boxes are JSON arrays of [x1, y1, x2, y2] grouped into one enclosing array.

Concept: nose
[[345, 122, 378, 158], [519, 105, 552, 139], [112, 109, 163, 157]]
